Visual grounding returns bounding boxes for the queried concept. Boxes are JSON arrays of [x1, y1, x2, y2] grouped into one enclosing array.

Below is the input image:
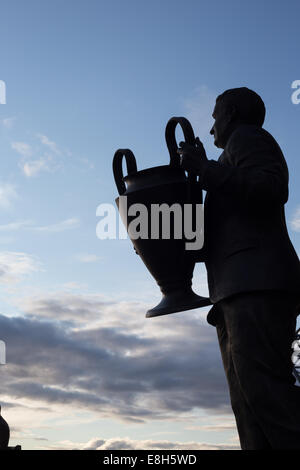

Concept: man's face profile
[[210, 100, 232, 150]]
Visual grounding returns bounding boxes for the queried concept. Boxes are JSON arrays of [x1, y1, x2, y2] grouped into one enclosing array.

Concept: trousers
[[214, 290, 300, 450]]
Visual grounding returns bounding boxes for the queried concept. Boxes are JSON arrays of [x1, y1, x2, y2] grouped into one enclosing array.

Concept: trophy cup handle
[[165, 116, 197, 181], [165, 117, 205, 264], [113, 149, 138, 195]]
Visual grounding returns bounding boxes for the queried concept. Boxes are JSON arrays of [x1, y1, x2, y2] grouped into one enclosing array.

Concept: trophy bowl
[[113, 117, 212, 317]]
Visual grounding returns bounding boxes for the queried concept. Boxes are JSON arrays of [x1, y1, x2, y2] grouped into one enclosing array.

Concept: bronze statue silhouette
[[0, 405, 21, 450], [0, 406, 10, 449], [178, 87, 300, 450]]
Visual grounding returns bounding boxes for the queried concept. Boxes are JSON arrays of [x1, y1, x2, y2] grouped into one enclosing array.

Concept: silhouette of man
[[178, 87, 300, 450]]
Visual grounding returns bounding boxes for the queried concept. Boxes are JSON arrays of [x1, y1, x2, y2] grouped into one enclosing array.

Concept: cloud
[[0, 293, 230, 428], [11, 129, 89, 178], [0, 218, 80, 234], [81, 436, 239, 450], [186, 417, 237, 433], [22, 158, 50, 177], [291, 207, 300, 232], [11, 134, 63, 178], [32, 217, 80, 233], [36, 134, 61, 156], [200, 423, 237, 431], [62, 282, 89, 291], [74, 254, 102, 263], [1, 117, 15, 129], [34, 435, 239, 450], [0, 221, 32, 232], [11, 142, 33, 157], [0, 183, 17, 210], [0, 251, 41, 283], [0, 236, 16, 244], [19, 292, 114, 323]]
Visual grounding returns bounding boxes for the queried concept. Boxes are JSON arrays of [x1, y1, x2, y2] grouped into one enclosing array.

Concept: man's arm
[[180, 126, 289, 207]]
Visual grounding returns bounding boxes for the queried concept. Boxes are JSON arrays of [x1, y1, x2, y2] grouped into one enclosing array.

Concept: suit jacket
[[198, 124, 300, 324]]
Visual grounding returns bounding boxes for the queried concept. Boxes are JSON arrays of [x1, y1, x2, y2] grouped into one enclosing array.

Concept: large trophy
[[113, 117, 211, 317]]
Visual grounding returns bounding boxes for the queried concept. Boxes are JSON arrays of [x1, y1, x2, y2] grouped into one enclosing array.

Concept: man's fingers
[[179, 141, 196, 148], [179, 142, 196, 152], [177, 144, 190, 154], [195, 137, 204, 147], [180, 154, 191, 167]]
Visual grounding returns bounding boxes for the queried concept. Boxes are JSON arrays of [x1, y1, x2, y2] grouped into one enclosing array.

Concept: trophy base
[[146, 288, 212, 318]]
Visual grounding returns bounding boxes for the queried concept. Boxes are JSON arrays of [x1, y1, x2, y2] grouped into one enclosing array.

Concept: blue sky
[[0, 0, 299, 450]]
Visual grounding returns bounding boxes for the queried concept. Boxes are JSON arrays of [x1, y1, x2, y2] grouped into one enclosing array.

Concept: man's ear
[[227, 104, 237, 122]]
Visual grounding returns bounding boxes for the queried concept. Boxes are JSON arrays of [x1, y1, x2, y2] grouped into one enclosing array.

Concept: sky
[[0, 0, 300, 450]]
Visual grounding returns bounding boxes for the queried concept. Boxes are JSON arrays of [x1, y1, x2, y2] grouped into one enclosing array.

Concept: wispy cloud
[[0, 220, 32, 231], [0, 183, 17, 210], [291, 206, 300, 232], [32, 217, 80, 233], [11, 129, 90, 178], [11, 141, 33, 157], [11, 134, 63, 177], [0, 251, 41, 283], [1, 117, 15, 129], [0, 218, 80, 233], [36, 134, 61, 155], [22, 158, 51, 177], [74, 254, 102, 263], [62, 282, 89, 291]]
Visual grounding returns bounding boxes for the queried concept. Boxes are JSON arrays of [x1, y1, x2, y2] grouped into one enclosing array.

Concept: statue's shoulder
[[227, 124, 280, 154], [229, 124, 266, 143]]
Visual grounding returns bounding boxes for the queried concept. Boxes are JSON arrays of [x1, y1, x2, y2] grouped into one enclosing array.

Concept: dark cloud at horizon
[[0, 294, 231, 424]]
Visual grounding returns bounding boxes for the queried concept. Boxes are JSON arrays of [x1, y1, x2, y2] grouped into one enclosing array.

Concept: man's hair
[[216, 87, 266, 127]]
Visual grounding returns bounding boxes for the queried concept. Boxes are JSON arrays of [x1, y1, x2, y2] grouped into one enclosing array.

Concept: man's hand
[[177, 137, 208, 175]]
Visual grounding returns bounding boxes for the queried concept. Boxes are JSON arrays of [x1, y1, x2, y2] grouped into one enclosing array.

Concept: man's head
[[210, 87, 266, 149]]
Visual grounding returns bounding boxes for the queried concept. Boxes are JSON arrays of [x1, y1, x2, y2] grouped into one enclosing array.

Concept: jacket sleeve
[[199, 126, 289, 206]]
